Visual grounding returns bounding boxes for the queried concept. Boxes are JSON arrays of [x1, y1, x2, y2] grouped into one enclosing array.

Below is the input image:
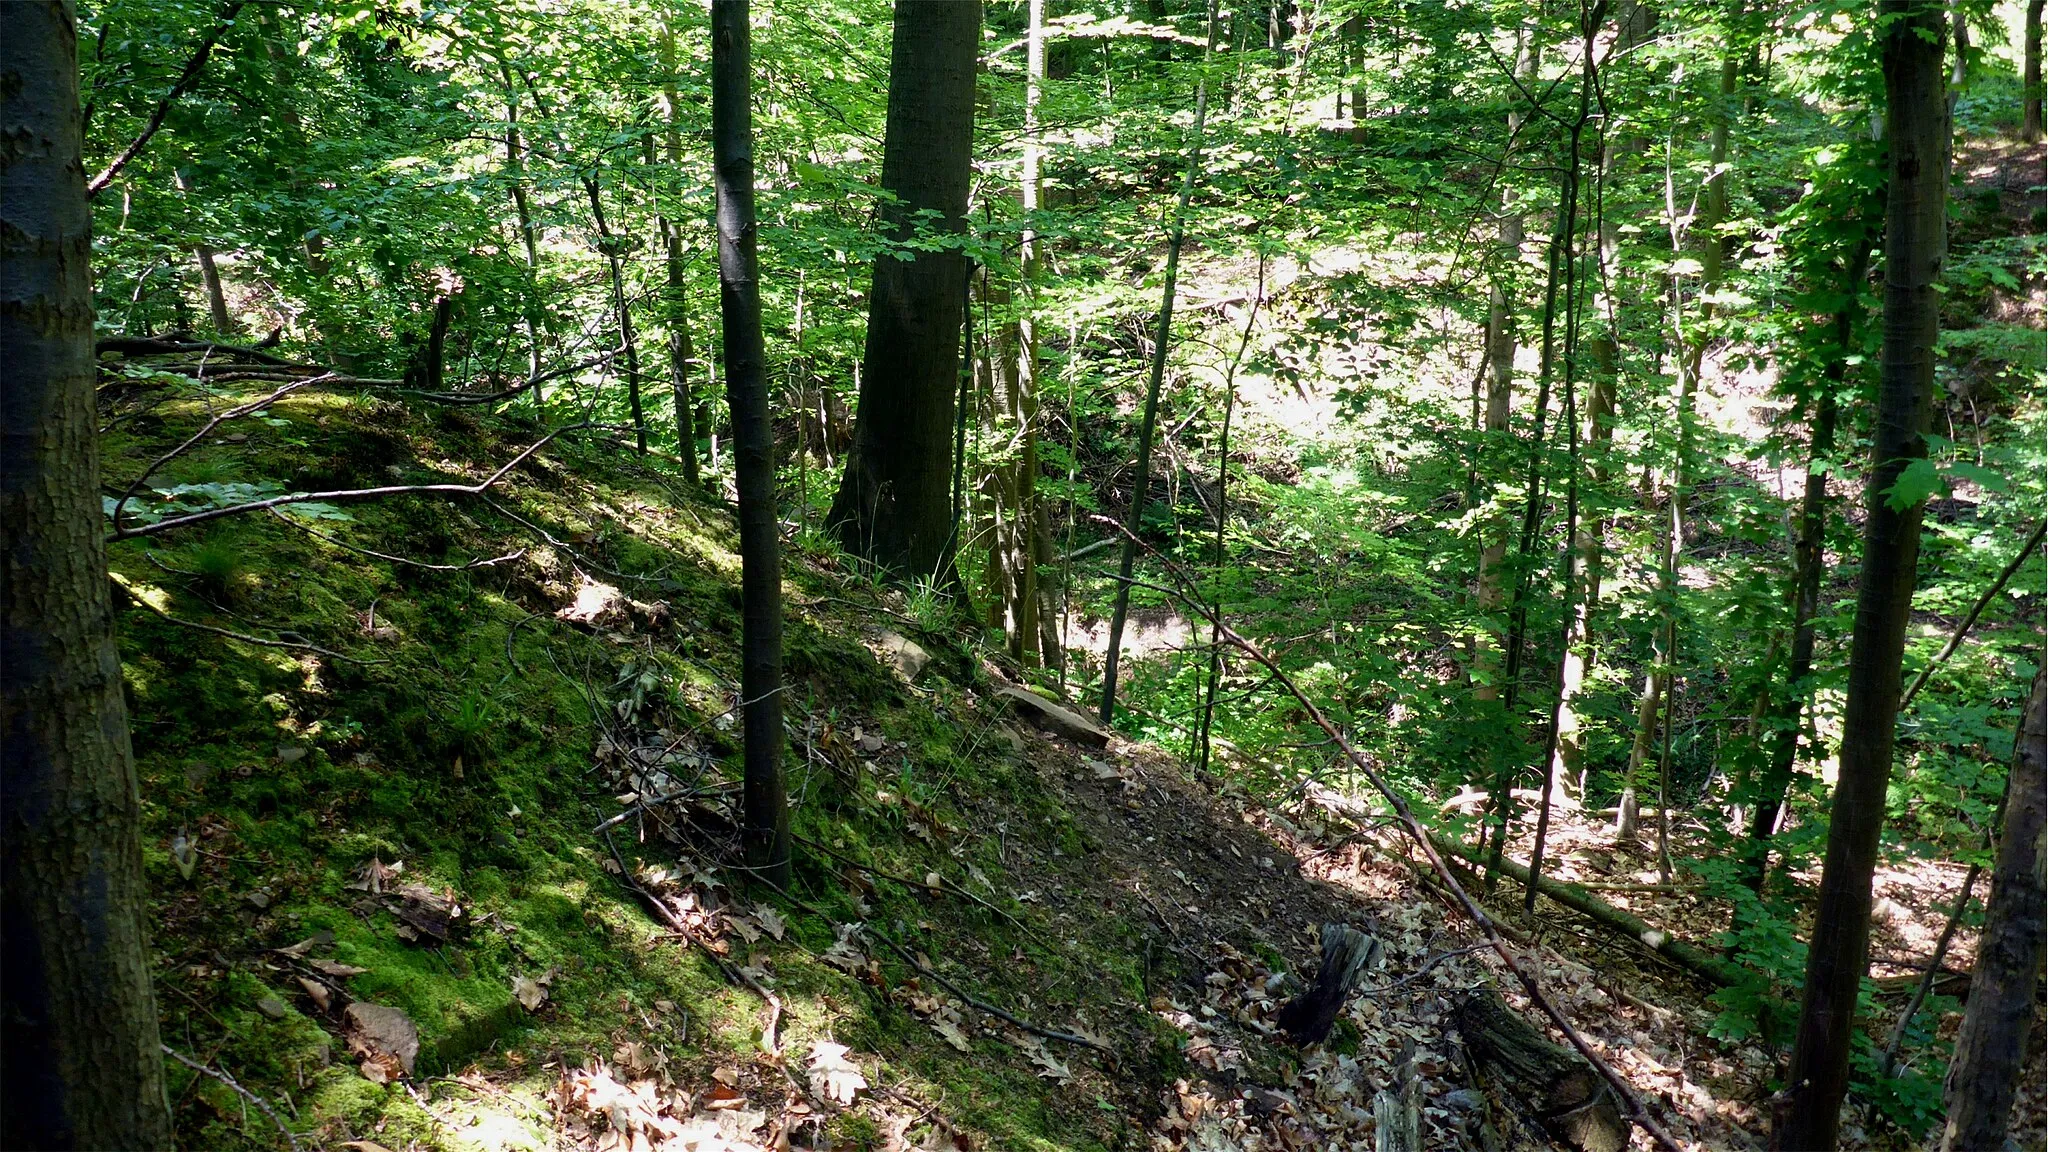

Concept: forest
[[2, 0, 2043, 1149]]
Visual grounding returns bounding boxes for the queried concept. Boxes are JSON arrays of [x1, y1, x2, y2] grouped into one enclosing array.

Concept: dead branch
[[1087, 518, 1683, 1152], [106, 422, 596, 542], [87, 1, 248, 198], [270, 510, 526, 572], [390, 346, 623, 405], [115, 576, 383, 665], [161, 1043, 301, 1152], [110, 375, 335, 535]]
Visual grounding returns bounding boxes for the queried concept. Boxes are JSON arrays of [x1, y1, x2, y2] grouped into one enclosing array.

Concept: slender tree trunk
[[1743, 234, 1875, 890], [986, 0, 1050, 666], [501, 70, 546, 392], [660, 27, 701, 484], [2025, 0, 2044, 142], [585, 175, 647, 453], [1, 6, 173, 1146], [1939, 668, 2046, 1152], [1194, 255, 1265, 777], [830, 0, 981, 581], [1472, 23, 1536, 705], [1777, 6, 1946, 1145], [1099, 0, 1220, 725], [1622, 47, 1738, 850], [712, 0, 789, 889]]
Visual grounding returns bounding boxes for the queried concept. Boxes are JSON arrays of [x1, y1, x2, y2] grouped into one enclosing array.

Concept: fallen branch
[[389, 346, 623, 406], [96, 334, 319, 370], [601, 830, 782, 1053], [271, 509, 526, 572], [161, 1042, 301, 1152], [108, 422, 598, 541], [111, 374, 336, 535], [1089, 521, 1683, 1152], [115, 576, 382, 665], [792, 833, 1045, 945], [1428, 831, 1748, 990]]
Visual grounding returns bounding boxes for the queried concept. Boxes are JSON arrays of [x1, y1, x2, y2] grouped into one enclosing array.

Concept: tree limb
[[86, 1, 247, 198]]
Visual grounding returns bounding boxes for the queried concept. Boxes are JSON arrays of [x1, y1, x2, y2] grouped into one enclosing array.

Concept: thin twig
[[272, 509, 526, 571], [111, 375, 334, 535], [161, 1043, 301, 1152], [602, 830, 782, 1053], [792, 833, 1045, 945], [117, 577, 383, 664]]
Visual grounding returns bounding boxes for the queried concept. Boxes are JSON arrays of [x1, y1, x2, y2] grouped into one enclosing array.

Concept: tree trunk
[[2026, 0, 2044, 142], [829, 0, 981, 580], [585, 174, 647, 454], [1456, 988, 1628, 1152], [660, 27, 701, 484], [0, 5, 173, 1146], [713, 0, 789, 889], [1939, 669, 2046, 1152], [1743, 233, 1875, 890], [501, 69, 546, 392], [1099, 0, 1220, 725], [1777, 6, 1946, 1146]]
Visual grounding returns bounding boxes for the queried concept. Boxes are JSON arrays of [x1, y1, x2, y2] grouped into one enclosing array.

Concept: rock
[[873, 630, 930, 682], [256, 995, 289, 1020], [992, 685, 1111, 748]]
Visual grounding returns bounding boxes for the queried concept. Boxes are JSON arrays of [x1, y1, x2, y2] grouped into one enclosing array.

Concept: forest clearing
[[3, 1, 2044, 1150]]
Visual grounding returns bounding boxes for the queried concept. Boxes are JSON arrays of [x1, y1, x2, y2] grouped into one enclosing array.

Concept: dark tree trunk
[[2026, 0, 2044, 142], [829, 0, 981, 580], [1777, 5, 1946, 1147], [1742, 232, 1874, 892], [1, 4, 174, 1147], [712, 0, 789, 889], [1939, 669, 2047, 1152], [501, 69, 547, 395]]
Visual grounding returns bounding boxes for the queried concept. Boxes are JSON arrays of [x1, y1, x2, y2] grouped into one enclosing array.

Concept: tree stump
[[1455, 988, 1626, 1152]]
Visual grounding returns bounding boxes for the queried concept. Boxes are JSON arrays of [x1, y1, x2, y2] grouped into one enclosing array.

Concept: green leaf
[[1945, 461, 2009, 492], [1881, 458, 1941, 513]]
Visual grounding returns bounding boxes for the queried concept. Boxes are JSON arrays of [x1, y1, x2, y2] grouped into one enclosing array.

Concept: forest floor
[[105, 368, 2043, 1152]]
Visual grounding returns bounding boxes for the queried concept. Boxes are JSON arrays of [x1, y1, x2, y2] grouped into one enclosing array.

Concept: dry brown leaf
[[806, 1040, 867, 1105], [753, 903, 787, 940], [343, 1002, 418, 1080]]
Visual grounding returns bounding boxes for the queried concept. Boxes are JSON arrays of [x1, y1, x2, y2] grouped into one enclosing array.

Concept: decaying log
[[1457, 988, 1627, 1152], [1374, 1035, 1422, 1152], [1278, 922, 1382, 1044], [1428, 830, 1749, 989]]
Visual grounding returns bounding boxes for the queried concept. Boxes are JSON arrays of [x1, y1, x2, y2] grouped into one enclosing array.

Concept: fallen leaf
[[344, 1002, 419, 1080], [347, 857, 404, 894], [297, 976, 332, 1014], [307, 958, 368, 978], [340, 1142, 395, 1152], [806, 1040, 867, 1105], [930, 1017, 971, 1052], [512, 974, 549, 1012], [753, 904, 787, 940]]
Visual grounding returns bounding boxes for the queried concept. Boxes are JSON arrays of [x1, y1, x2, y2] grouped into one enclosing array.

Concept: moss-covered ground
[[105, 382, 1234, 1151]]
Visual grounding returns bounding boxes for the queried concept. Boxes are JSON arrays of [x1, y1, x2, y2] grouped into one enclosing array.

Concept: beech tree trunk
[[713, 0, 789, 888], [1, 5, 174, 1146], [1939, 669, 2046, 1152], [1777, 6, 1946, 1146], [829, 1, 981, 580]]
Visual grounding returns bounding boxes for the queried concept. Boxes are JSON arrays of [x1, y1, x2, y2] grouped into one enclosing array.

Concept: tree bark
[[1939, 669, 2046, 1152], [829, 0, 981, 580], [1456, 988, 1628, 1152], [713, 0, 789, 889], [1, 5, 174, 1147], [501, 67, 547, 392], [1777, 6, 1946, 1146]]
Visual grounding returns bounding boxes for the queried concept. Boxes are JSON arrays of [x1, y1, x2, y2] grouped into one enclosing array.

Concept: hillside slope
[[102, 365, 1983, 1152]]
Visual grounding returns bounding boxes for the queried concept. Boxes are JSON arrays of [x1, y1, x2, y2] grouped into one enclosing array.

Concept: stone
[[873, 630, 930, 682], [992, 685, 1111, 748]]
